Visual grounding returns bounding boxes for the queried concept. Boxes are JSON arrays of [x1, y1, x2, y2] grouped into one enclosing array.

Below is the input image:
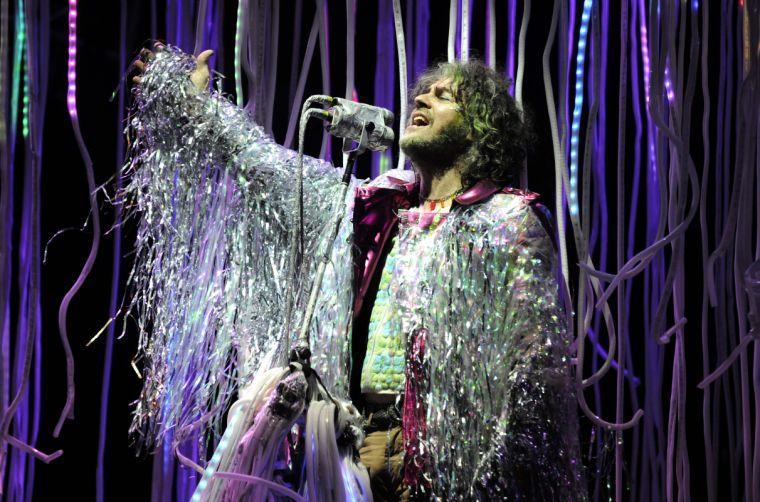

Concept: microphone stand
[[195, 103, 376, 501], [290, 126, 371, 367]]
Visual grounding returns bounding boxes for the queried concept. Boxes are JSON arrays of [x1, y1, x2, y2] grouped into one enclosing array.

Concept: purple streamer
[[0, 0, 13, 492], [372, 0, 395, 176], [316, 0, 331, 161], [613, 0, 628, 498], [506, 0, 516, 79], [95, 1, 126, 500], [1, 3, 59, 498], [413, 0, 429, 81], [54, 0, 103, 440], [288, 0, 303, 105]]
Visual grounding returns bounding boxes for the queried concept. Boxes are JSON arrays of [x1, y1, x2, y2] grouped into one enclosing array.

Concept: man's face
[[399, 77, 472, 178]]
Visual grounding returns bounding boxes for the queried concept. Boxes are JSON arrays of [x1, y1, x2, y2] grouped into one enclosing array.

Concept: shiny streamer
[[54, 0, 102, 439], [391, 0, 407, 170]]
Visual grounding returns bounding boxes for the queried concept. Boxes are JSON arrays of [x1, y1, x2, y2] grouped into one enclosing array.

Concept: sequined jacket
[[127, 48, 585, 500]]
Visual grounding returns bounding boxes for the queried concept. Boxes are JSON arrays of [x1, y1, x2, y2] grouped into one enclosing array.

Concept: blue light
[[568, 0, 594, 217]]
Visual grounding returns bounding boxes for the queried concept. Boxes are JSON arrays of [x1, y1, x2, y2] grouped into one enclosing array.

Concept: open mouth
[[409, 114, 430, 128]]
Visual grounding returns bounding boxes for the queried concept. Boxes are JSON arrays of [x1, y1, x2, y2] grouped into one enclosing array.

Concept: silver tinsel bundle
[[122, 47, 355, 449], [392, 195, 584, 498]]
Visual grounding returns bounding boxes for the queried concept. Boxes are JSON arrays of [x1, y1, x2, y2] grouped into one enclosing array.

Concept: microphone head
[[327, 98, 396, 152]]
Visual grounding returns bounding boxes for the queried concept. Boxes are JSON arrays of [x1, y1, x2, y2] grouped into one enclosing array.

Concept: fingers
[[196, 49, 214, 67], [132, 44, 161, 85]]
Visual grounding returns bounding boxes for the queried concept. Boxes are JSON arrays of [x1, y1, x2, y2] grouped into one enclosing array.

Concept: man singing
[[131, 46, 584, 500]]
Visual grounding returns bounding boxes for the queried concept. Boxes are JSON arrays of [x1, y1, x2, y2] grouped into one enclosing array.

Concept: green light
[[234, 0, 243, 106], [379, 153, 390, 174], [10, 0, 26, 140]]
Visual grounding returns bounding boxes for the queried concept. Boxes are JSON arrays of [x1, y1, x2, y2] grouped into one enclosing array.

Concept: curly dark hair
[[410, 60, 533, 188]]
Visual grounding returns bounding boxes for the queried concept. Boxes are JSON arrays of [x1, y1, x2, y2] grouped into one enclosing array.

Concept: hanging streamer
[[51, 0, 101, 439], [95, 1, 127, 500], [234, 0, 245, 106], [460, 0, 469, 62], [316, 0, 331, 160], [391, 0, 407, 170], [486, 0, 495, 69], [413, 0, 429, 81], [447, 0, 456, 63], [0, 1, 60, 497], [372, 0, 395, 176]]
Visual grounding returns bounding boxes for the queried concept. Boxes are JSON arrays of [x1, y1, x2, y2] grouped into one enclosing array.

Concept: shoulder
[[477, 191, 546, 228], [355, 168, 418, 203], [364, 168, 416, 189], [470, 192, 556, 256]]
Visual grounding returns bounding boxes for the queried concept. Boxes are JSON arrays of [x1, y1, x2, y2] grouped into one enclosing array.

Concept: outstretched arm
[[123, 45, 355, 448], [132, 44, 343, 215]]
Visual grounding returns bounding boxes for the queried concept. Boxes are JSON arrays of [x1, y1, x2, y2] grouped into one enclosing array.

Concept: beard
[[399, 120, 472, 179]]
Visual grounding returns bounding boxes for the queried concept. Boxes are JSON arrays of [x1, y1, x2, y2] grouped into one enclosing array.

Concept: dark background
[[12, 0, 719, 499]]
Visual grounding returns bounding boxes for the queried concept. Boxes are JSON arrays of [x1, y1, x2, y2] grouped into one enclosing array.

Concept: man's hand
[[189, 49, 214, 90], [132, 43, 214, 92]]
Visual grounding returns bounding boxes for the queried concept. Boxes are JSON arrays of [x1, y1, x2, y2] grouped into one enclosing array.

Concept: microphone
[[309, 96, 395, 152]]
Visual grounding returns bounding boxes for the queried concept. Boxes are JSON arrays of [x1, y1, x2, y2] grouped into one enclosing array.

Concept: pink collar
[[454, 179, 539, 206]]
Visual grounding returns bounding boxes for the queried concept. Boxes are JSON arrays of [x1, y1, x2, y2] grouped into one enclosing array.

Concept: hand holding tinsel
[[132, 42, 213, 92]]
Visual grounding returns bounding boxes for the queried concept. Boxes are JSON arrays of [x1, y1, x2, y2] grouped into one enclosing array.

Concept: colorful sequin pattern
[[360, 236, 406, 395]]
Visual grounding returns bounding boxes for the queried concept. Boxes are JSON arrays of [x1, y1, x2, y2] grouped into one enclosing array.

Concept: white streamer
[[448, 0, 457, 62], [392, 0, 408, 170], [461, 0, 469, 61]]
